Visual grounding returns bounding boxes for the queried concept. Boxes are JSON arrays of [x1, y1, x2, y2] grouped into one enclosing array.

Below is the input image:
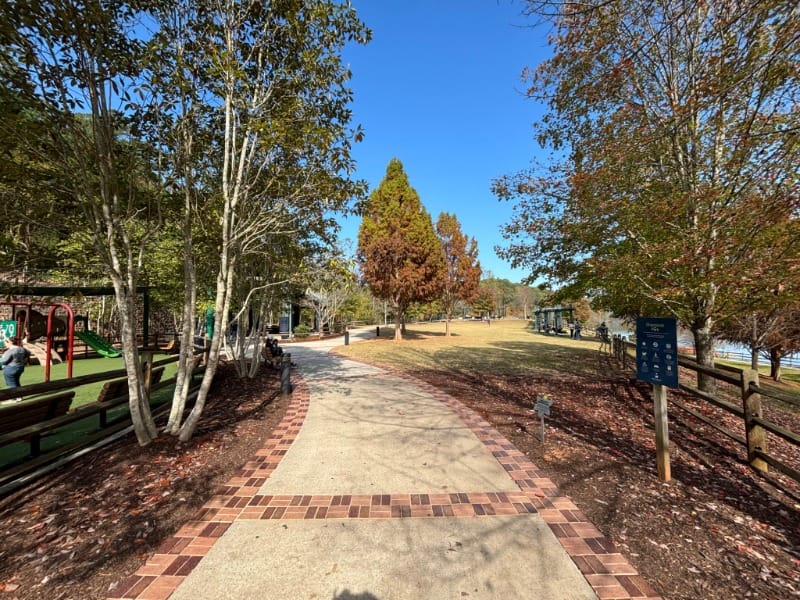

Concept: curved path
[[109, 329, 660, 600]]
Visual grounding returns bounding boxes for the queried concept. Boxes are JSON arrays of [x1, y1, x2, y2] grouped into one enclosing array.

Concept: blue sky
[[340, 0, 553, 284]]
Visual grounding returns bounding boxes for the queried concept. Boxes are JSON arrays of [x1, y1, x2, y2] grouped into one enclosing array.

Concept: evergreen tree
[[358, 159, 445, 340]]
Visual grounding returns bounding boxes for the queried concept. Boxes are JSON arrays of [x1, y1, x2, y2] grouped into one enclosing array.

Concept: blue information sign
[[636, 317, 679, 388]]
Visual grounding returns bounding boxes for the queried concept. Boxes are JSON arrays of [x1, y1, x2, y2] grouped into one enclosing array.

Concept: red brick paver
[[108, 369, 661, 600]]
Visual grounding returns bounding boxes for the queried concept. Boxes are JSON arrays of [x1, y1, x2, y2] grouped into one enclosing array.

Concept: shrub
[[294, 324, 312, 338]]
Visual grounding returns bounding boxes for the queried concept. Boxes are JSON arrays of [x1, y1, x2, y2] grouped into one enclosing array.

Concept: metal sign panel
[[0, 320, 17, 348], [534, 396, 553, 417], [636, 317, 679, 388]]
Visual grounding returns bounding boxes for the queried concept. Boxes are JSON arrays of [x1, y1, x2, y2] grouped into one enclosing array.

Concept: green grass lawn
[[0, 354, 180, 473], [340, 319, 800, 403], [341, 319, 615, 379], [715, 358, 800, 386], [2, 354, 178, 407]]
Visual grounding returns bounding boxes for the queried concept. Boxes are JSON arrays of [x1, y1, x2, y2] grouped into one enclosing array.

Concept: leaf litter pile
[[0, 354, 799, 599], [0, 364, 289, 600]]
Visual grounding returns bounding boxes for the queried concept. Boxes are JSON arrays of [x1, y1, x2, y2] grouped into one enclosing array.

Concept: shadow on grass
[[422, 341, 626, 380], [376, 326, 455, 341]]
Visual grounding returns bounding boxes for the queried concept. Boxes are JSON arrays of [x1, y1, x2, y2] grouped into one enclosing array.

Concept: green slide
[[74, 330, 123, 358]]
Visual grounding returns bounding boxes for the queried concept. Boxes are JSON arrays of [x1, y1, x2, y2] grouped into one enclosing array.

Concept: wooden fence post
[[653, 383, 671, 481], [742, 369, 768, 473]]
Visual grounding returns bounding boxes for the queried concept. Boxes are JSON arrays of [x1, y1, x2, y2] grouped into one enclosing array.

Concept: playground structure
[[74, 329, 122, 358], [1, 301, 76, 380], [0, 284, 152, 381], [533, 304, 575, 334]]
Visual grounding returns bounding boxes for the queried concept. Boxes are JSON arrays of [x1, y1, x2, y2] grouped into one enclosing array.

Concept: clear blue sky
[[340, 0, 552, 284]]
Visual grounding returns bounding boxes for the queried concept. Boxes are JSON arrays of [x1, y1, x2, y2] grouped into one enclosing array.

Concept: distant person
[[1, 336, 31, 390], [569, 322, 575, 338], [574, 322, 582, 340], [596, 321, 610, 352]]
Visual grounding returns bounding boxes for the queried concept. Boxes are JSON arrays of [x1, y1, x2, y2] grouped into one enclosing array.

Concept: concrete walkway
[[109, 329, 661, 600]]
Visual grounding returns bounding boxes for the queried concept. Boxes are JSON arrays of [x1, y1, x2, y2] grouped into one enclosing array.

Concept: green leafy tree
[[358, 159, 445, 340], [144, 0, 370, 441], [5, 0, 163, 443], [339, 284, 382, 325], [303, 247, 356, 337], [715, 218, 800, 380], [471, 285, 495, 318], [481, 277, 517, 318], [435, 212, 481, 336], [498, 0, 800, 391]]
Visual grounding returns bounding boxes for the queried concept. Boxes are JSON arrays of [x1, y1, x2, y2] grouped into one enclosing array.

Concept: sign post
[[533, 395, 553, 444], [636, 317, 678, 482]]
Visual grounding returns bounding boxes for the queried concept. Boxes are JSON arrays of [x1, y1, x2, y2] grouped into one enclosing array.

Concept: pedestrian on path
[[1, 336, 31, 389]]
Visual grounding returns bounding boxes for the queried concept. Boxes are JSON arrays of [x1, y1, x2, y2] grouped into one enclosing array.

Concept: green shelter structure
[[533, 305, 574, 334]]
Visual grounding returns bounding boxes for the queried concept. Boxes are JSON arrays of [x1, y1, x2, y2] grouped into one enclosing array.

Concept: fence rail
[[610, 336, 800, 484], [0, 348, 208, 492]]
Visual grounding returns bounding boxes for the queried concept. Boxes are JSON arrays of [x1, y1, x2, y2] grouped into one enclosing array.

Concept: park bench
[[0, 391, 76, 456], [95, 367, 165, 427], [159, 338, 179, 353]]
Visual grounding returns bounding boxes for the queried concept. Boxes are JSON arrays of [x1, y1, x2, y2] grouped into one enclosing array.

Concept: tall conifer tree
[[358, 159, 445, 340]]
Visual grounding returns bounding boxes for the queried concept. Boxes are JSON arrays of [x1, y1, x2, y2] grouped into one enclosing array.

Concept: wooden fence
[[609, 336, 800, 483], [0, 349, 207, 491]]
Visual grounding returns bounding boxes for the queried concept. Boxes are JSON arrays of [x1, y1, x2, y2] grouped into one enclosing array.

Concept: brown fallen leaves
[[413, 356, 800, 599], [0, 355, 799, 599], [0, 364, 288, 600]]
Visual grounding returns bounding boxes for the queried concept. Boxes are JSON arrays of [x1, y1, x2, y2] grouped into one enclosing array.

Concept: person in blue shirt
[[1, 337, 31, 389]]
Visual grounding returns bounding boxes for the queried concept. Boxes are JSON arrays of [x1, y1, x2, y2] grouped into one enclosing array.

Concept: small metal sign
[[636, 317, 679, 388], [534, 396, 552, 417], [0, 320, 17, 348], [532, 395, 553, 444]]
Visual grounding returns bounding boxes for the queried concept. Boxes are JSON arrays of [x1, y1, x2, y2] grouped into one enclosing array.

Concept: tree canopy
[[436, 212, 481, 335], [496, 0, 800, 387], [358, 159, 445, 340], [1, 0, 370, 442]]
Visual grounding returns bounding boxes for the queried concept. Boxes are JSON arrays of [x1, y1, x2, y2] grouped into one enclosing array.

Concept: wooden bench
[[160, 339, 179, 353], [95, 367, 165, 427], [261, 347, 283, 370], [0, 392, 76, 456]]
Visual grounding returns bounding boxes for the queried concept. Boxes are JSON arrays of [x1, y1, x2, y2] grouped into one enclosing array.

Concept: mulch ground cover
[[0, 354, 798, 599], [0, 364, 288, 600], [412, 353, 800, 599]]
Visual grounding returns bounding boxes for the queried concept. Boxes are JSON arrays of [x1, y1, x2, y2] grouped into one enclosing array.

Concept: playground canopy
[[0, 285, 151, 340], [0, 284, 152, 379]]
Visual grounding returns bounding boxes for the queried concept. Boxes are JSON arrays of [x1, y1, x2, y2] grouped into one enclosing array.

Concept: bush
[[293, 324, 312, 338]]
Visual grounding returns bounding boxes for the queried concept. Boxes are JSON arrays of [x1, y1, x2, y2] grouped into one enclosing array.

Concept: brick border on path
[[109, 369, 661, 600]]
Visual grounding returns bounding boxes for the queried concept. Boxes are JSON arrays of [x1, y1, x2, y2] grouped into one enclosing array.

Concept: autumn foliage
[[358, 159, 445, 339], [436, 212, 481, 335]]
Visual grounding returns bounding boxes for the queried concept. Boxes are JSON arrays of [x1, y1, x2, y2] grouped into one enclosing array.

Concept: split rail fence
[[610, 336, 800, 484]]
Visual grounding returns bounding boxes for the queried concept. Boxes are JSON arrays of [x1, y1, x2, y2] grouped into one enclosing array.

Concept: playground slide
[[74, 330, 123, 358], [26, 341, 63, 365]]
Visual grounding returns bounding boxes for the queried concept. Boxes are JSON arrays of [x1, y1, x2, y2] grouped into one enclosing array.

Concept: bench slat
[[0, 392, 76, 453]]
